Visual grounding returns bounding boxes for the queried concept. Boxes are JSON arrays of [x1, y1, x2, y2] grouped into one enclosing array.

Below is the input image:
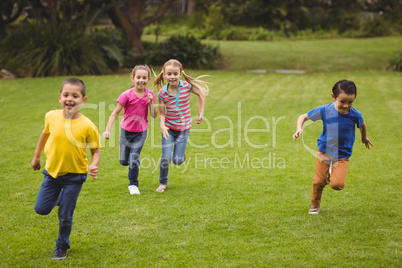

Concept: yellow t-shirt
[[43, 110, 101, 178]]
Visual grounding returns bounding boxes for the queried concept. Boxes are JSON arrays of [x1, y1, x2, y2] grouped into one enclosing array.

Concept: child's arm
[[31, 131, 50, 170], [88, 148, 100, 179], [192, 87, 204, 124], [103, 103, 124, 139], [293, 113, 310, 141], [146, 93, 157, 118], [359, 122, 373, 149], [158, 98, 169, 140]]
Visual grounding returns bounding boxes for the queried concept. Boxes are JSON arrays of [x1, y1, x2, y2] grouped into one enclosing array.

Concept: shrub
[[0, 23, 123, 77], [390, 48, 402, 72], [125, 35, 221, 70], [357, 18, 395, 37]]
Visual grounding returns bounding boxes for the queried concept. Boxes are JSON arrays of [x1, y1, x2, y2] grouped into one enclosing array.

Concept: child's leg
[[329, 158, 349, 190], [159, 130, 175, 186], [119, 128, 131, 166], [34, 170, 62, 215], [311, 151, 331, 207], [56, 173, 87, 251], [126, 130, 147, 187], [172, 129, 190, 165]]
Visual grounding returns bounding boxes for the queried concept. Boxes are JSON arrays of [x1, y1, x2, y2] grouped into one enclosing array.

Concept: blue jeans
[[159, 129, 190, 185], [120, 128, 147, 187], [34, 169, 87, 250]]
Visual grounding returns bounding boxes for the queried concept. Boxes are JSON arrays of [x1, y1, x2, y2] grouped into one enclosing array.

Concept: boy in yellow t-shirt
[[31, 78, 101, 260]]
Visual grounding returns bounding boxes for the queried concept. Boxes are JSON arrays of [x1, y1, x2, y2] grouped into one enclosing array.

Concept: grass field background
[[0, 37, 401, 267]]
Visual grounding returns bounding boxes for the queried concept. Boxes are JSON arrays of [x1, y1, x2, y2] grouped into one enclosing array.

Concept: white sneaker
[[128, 185, 140, 195]]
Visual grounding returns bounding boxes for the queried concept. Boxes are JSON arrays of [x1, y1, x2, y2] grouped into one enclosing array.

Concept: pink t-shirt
[[117, 88, 156, 132]]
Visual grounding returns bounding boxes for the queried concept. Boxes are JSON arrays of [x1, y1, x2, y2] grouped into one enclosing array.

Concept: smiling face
[[164, 64, 182, 87], [58, 83, 87, 118], [131, 69, 151, 90], [332, 90, 356, 114]]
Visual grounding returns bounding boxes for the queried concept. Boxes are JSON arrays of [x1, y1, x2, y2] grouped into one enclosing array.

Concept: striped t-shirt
[[158, 80, 193, 131]]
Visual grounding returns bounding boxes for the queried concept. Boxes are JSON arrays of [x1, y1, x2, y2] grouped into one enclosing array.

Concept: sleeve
[[158, 90, 164, 101], [356, 110, 364, 128], [43, 111, 51, 134], [307, 105, 324, 122], [117, 91, 128, 106], [87, 123, 101, 149]]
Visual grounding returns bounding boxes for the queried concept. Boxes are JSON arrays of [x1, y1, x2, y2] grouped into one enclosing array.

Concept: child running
[[153, 59, 209, 193], [293, 79, 372, 214], [103, 65, 157, 195], [31, 78, 101, 260]]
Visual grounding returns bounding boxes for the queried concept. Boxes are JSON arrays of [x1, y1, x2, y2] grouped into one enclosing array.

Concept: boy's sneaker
[[128, 185, 140, 195], [308, 205, 321, 214], [52, 248, 67, 260]]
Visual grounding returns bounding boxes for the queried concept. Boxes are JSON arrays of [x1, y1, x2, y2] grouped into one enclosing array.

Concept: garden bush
[[390, 48, 402, 71], [125, 35, 221, 70], [0, 23, 123, 77]]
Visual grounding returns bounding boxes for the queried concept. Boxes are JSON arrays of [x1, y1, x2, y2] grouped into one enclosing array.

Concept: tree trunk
[[46, 0, 59, 31], [187, 0, 196, 15], [106, 0, 175, 54]]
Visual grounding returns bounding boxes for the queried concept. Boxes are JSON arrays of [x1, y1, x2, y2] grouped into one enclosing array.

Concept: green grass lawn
[[0, 37, 401, 267]]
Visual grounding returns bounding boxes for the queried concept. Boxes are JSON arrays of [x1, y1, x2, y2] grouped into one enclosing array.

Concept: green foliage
[[356, 18, 397, 37], [390, 48, 402, 71], [89, 27, 125, 69], [126, 35, 221, 70], [203, 2, 226, 38], [0, 23, 125, 77], [218, 26, 285, 41]]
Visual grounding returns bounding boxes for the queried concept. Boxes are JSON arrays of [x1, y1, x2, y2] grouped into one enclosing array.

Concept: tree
[[105, 0, 175, 54], [0, 0, 24, 35]]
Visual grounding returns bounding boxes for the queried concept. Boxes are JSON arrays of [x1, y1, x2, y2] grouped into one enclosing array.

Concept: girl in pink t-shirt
[[103, 65, 157, 195]]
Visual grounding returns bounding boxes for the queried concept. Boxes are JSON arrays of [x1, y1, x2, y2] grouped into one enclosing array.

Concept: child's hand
[[293, 129, 303, 141], [88, 164, 98, 179], [195, 114, 203, 124], [103, 131, 110, 139], [161, 126, 170, 140], [146, 93, 153, 103], [362, 137, 373, 149], [31, 157, 41, 171]]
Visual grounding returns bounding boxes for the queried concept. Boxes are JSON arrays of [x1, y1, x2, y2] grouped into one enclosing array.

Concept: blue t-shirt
[[307, 103, 364, 159]]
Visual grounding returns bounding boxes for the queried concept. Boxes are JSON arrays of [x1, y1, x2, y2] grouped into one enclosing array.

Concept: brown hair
[[153, 59, 209, 98], [60, 78, 86, 96], [131, 65, 151, 78]]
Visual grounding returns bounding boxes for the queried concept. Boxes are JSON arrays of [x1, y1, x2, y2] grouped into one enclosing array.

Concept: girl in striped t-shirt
[[153, 59, 209, 193]]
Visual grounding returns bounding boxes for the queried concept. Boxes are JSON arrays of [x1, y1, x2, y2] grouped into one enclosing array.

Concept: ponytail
[[153, 71, 165, 90], [183, 72, 209, 99]]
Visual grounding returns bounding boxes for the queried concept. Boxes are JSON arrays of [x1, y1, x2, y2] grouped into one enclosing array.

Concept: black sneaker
[[52, 248, 67, 260]]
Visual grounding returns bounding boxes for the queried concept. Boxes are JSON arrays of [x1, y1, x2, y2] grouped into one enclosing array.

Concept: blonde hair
[[153, 59, 209, 98]]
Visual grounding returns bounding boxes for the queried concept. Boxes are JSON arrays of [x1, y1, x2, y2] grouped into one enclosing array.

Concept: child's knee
[[172, 158, 184, 165], [34, 206, 51, 215], [313, 180, 326, 188], [330, 182, 345, 191], [120, 160, 129, 166], [160, 157, 171, 168]]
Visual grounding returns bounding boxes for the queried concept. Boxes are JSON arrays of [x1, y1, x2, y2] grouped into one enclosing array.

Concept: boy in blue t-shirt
[[293, 79, 373, 214]]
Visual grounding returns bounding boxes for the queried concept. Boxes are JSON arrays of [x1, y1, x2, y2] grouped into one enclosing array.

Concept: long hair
[[153, 59, 209, 98]]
